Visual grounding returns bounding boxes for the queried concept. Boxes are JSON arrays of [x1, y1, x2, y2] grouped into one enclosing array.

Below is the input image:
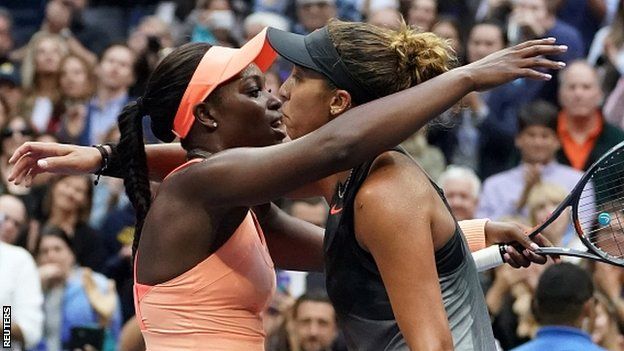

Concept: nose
[[307, 322, 320, 336], [278, 77, 292, 102], [267, 91, 282, 110]]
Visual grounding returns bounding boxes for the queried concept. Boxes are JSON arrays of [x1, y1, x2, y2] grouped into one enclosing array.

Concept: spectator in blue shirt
[[35, 226, 122, 351], [508, 0, 585, 106], [511, 263, 607, 351], [80, 43, 135, 146]]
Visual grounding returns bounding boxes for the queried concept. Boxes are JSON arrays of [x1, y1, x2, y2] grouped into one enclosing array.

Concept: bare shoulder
[[354, 150, 435, 208]]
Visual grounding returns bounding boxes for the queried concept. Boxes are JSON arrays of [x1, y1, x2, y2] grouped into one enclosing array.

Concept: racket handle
[[473, 245, 505, 272]]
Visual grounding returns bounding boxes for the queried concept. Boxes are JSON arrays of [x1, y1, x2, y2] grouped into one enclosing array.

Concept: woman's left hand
[[484, 221, 558, 268]]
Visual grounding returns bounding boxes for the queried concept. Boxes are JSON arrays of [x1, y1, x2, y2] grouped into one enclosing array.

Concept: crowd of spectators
[[0, 0, 623, 350]]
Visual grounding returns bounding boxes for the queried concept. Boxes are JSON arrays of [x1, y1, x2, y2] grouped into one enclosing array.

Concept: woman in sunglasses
[[0, 117, 36, 195]]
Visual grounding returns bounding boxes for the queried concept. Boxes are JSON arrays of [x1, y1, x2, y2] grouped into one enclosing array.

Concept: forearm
[[258, 203, 324, 271], [104, 143, 187, 181], [185, 68, 476, 207], [333, 68, 473, 165]]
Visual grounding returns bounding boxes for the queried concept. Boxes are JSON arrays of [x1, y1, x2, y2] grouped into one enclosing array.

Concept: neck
[[97, 85, 126, 105], [319, 170, 352, 203], [568, 114, 596, 133], [48, 210, 79, 235], [522, 158, 553, 166], [36, 74, 58, 97], [187, 148, 214, 160], [564, 111, 599, 144]]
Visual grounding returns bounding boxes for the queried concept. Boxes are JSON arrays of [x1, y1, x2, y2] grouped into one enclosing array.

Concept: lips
[[270, 115, 287, 140]]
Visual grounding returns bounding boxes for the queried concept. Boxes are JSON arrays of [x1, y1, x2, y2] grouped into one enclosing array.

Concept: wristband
[[92, 144, 110, 185]]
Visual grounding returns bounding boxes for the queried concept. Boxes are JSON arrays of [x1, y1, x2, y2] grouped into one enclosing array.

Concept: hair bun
[[389, 23, 456, 84]]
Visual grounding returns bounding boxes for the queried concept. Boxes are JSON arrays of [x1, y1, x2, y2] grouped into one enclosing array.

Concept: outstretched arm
[[12, 39, 566, 207], [9, 143, 186, 185], [160, 39, 566, 207]]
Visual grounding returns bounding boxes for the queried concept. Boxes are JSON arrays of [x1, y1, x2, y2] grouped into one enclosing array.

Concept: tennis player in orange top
[[9, 27, 564, 350]]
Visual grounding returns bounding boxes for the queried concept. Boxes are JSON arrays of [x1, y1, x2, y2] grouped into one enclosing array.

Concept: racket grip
[[473, 245, 505, 272]]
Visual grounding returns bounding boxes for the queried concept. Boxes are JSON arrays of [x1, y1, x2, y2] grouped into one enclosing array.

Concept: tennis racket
[[474, 140, 624, 271]]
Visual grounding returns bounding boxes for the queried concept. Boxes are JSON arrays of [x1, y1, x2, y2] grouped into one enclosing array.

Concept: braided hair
[[117, 43, 211, 258]]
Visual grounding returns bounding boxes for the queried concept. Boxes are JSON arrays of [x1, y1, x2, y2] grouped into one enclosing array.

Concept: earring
[[212, 122, 218, 128]]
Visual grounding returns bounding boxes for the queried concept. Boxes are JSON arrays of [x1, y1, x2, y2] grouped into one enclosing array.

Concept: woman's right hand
[[39, 263, 65, 289], [8, 142, 102, 187], [461, 37, 568, 92]]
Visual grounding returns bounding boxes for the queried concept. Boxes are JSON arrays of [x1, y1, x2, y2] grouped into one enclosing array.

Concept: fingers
[[519, 68, 553, 81], [8, 142, 36, 164], [503, 252, 520, 269], [520, 57, 567, 71], [508, 229, 552, 265], [9, 141, 75, 165], [513, 37, 557, 50], [35, 156, 71, 173], [517, 43, 568, 58], [8, 153, 37, 183], [532, 234, 561, 263], [504, 245, 532, 268], [507, 226, 541, 252]]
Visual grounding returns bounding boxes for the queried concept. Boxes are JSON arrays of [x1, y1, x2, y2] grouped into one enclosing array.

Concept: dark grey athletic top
[[323, 148, 497, 351]]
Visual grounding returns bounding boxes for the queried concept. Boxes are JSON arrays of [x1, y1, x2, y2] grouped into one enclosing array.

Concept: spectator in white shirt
[[0, 236, 43, 349]]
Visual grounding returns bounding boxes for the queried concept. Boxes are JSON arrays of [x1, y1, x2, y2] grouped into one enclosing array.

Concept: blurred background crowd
[[0, 0, 623, 350]]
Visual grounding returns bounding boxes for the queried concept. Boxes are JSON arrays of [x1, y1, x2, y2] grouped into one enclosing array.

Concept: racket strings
[[577, 177, 624, 200], [578, 153, 624, 258], [577, 160, 624, 201]]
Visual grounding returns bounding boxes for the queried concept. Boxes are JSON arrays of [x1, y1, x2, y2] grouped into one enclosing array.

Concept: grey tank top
[[323, 148, 496, 350]]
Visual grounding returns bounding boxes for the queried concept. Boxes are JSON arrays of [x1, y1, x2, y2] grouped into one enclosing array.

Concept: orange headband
[[172, 28, 277, 139]]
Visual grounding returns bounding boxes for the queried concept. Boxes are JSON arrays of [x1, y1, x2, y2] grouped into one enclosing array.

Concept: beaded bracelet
[[92, 144, 110, 185]]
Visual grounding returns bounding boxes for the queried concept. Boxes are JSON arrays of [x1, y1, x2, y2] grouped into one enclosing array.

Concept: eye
[[247, 87, 261, 98]]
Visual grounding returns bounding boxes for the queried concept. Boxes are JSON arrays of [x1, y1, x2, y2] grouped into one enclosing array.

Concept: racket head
[[572, 141, 624, 266]]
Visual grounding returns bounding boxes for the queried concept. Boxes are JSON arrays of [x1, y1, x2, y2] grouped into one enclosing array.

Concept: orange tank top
[[133, 159, 276, 350]]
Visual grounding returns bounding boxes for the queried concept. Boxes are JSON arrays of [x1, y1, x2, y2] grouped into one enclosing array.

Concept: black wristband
[[93, 144, 110, 185]]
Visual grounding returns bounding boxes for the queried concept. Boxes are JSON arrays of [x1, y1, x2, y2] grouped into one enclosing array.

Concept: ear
[[515, 133, 522, 150], [328, 89, 352, 119], [192, 102, 218, 130]]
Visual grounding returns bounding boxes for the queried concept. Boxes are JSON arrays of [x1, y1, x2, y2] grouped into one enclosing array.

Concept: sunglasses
[[1, 127, 35, 138]]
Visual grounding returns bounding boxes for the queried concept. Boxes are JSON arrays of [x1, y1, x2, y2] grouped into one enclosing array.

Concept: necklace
[[337, 169, 354, 199]]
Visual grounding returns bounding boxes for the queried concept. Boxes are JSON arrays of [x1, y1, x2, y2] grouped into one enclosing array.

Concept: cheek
[[290, 97, 330, 133]]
